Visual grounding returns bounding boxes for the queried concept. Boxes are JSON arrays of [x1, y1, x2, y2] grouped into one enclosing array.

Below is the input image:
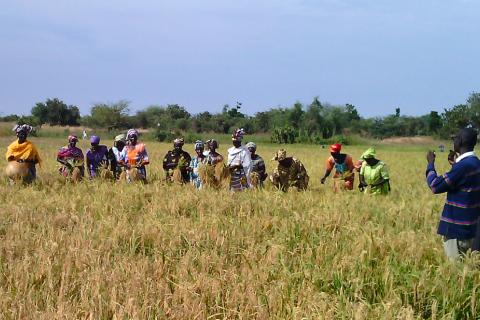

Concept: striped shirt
[[426, 153, 480, 239]]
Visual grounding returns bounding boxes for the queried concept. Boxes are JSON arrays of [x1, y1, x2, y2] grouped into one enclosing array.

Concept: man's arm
[[426, 151, 454, 194]]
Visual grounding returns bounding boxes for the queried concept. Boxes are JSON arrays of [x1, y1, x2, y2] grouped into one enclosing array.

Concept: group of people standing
[[5, 124, 391, 195]]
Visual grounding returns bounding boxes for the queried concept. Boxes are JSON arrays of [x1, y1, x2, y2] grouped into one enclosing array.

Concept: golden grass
[[0, 137, 479, 319]]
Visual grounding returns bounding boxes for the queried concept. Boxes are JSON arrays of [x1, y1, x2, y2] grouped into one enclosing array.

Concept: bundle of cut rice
[[5, 162, 30, 181], [171, 168, 183, 184], [250, 171, 261, 188], [70, 167, 83, 183]]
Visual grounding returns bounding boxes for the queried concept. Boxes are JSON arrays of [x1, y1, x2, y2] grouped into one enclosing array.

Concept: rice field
[[1, 136, 479, 319]]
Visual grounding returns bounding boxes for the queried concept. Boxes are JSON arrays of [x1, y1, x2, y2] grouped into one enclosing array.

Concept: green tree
[[31, 98, 80, 126], [83, 100, 131, 129]]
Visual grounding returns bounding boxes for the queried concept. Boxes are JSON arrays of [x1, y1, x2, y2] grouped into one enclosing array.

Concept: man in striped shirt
[[426, 128, 480, 260]]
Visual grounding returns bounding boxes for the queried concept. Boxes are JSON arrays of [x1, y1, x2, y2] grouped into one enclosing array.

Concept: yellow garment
[[5, 140, 42, 164]]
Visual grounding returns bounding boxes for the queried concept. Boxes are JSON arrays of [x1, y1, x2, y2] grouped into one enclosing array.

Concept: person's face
[[129, 136, 137, 145], [17, 131, 27, 142], [91, 143, 99, 151], [69, 140, 77, 148], [331, 152, 340, 160], [233, 140, 241, 148], [116, 141, 125, 151], [174, 143, 183, 151], [248, 147, 256, 156], [196, 148, 204, 156], [365, 157, 376, 166]]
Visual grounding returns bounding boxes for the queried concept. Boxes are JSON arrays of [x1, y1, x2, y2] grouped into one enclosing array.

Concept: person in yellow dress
[[5, 124, 41, 182]]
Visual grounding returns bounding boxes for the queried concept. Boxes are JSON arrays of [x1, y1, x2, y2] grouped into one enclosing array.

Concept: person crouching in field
[[85, 135, 109, 179], [270, 149, 309, 192], [163, 138, 192, 184], [358, 148, 390, 195], [426, 128, 480, 260], [246, 142, 267, 188], [124, 129, 149, 182], [57, 135, 84, 181], [5, 124, 41, 183], [227, 129, 252, 191], [320, 143, 355, 192]]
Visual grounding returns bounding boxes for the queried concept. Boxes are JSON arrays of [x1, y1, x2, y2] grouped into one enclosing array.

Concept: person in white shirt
[[227, 128, 252, 191]]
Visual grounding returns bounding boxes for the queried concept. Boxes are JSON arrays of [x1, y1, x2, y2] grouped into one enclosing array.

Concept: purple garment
[[86, 145, 108, 177]]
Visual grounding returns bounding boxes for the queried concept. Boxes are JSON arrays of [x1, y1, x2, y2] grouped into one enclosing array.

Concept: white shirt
[[227, 145, 252, 186], [455, 151, 476, 163]]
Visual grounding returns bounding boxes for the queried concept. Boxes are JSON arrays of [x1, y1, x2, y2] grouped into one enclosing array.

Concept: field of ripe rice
[[1, 137, 479, 319]]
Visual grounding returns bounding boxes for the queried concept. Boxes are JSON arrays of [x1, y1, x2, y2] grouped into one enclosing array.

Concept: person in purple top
[[85, 135, 109, 179], [426, 127, 480, 260]]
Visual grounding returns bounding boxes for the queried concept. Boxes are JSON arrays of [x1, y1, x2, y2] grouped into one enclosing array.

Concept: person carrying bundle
[[426, 128, 480, 260], [163, 138, 191, 184], [57, 135, 84, 181], [108, 134, 127, 180], [124, 129, 149, 182], [85, 135, 109, 179], [320, 143, 355, 191], [270, 149, 309, 192], [5, 124, 41, 183], [246, 142, 267, 188], [227, 128, 252, 191], [197, 139, 227, 189], [189, 140, 206, 189]]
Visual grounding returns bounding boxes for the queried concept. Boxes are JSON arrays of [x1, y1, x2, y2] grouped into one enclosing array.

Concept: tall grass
[[0, 137, 479, 319]]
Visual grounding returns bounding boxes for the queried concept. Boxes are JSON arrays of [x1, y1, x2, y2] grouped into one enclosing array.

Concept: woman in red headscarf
[[320, 143, 355, 191]]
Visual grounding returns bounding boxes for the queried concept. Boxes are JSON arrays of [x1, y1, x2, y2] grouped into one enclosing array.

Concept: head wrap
[[13, 124, 33, 135], [173, 137, 185, 146], [68, 135, 78, 143], [232, 128, 246, 141], [272, 149, 287, 161], [246, 142, 257, 151], [114, 134, 126, 142], [194, 140, 204, 150], [329, 143, 342, 153], [206, 139, 219, 149], [361, 147, 376, 160], [90, 135, 100, 145], [127, 129, 139, 139]]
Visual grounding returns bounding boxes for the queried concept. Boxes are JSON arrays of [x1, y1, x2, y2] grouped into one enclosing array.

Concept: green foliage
[[81, 100, 134, 130], [31, 98, 80, 126]]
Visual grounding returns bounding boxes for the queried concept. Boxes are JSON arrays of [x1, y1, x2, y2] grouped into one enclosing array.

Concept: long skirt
[[230, 168, 248, 191]]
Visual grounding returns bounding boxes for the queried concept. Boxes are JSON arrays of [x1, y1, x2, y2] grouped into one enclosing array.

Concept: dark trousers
[[473, 223, 480, 251]]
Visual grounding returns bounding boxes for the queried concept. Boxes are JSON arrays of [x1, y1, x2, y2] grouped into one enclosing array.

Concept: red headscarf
[[329, 143, 342, 153]]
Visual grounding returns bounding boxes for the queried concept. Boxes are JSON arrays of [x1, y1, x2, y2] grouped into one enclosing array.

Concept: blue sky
[[0, 0, 478, 117]]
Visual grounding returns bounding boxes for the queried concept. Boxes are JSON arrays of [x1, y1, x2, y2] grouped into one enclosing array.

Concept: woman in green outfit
[[358, 147, 390, 195]]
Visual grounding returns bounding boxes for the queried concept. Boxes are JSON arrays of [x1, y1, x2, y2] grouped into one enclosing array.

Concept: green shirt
[[360, 161, 390, 195]]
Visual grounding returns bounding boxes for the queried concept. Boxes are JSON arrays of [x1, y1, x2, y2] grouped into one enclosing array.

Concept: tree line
[[1, 93, 479, 142]]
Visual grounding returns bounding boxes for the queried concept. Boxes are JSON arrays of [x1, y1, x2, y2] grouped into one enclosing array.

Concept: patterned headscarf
[[206, 139, 219, 149], [173, 137, 185, 147], [245, 142, 257, 151], [194, 140, 204, 150], [114, 134, 126, 142], [68, 135, 78, 143], [232, 128, 246, 141], [13, 124, 33, 135], [127, 129, 139, 139]]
